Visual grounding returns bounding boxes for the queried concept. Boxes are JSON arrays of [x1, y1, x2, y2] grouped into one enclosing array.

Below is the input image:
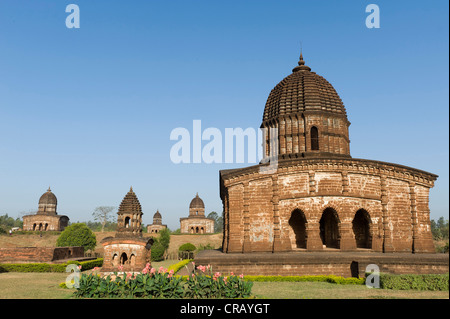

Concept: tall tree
[[207, 211, 223, 233], [92, 206, 116, 232]]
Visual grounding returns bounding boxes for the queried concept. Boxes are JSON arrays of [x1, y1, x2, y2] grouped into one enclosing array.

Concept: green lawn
[[0, 272, 447, 299]]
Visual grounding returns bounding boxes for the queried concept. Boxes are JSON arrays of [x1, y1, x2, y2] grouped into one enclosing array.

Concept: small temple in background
[[180, 193, 215, 234], [22, 187, 69, 232], [147, 210, 167, 234], [101, 187, 153, 272]]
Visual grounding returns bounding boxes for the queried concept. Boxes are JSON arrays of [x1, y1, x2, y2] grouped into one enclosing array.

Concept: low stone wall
[[195, 250, 449, 277], [0, 246, 84, 263]]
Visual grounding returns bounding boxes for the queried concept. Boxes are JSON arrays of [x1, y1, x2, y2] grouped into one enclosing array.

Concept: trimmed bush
[[167, 259, 193, 274], [243, 275, 365, 285], [0, 258, 103, 273], [378, 273, 449, 291], [178, 243, 196, 251]]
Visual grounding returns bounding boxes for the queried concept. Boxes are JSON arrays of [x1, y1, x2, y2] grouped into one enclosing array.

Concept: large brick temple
[[219, 53, 438, 254]]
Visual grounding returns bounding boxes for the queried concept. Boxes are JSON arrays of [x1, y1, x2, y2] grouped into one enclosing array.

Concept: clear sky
[[0, 0, 448, 230]]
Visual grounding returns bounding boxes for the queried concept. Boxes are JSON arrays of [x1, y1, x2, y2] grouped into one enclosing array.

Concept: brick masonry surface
[[0, 246, 84, 263], [220, 157, 437, 254], [195, 250, 449, 277]]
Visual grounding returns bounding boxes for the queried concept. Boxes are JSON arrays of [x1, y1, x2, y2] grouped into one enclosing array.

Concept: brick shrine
[[101, 187, 153, 272], [22, 187, 69, 232]]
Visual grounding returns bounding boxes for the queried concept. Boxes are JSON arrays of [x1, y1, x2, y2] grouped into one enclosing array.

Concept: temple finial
[[47, 186, 51, 192], [130, 186, 133, 192], [293, 44, 311, 73]]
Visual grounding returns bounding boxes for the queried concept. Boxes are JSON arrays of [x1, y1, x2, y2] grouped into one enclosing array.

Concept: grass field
[[0, 271, 448, 299]]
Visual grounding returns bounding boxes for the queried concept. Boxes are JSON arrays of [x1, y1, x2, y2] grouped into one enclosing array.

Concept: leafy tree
[[56, 223, 97, 252], [159, 228, 171, 252], [207, 211, 223, 233], [92, 206, 116, 232], [0, 214, 23, 233], [431, 217, 449, 241]]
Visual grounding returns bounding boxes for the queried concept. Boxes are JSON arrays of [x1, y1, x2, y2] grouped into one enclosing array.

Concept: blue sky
[[0, 0, 448, 230]]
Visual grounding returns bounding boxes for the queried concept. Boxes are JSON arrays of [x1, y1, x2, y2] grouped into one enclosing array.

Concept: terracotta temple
[[101, 187, 153, 272]]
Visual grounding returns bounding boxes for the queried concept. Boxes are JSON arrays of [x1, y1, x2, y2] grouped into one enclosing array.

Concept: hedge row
[[240, 273, 448, 290], [378, 273, 449, 291], [0, 258, 103, 273], [167, 259, 193, 274], [243, 275, 365, 285]]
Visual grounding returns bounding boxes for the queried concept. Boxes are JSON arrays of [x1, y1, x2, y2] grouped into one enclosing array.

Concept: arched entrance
[[120, 252, 128, 265], [112, 254, 119, 267], [288, 209, 307, 249], [352, 209, 372, 249], [319, 208, 340, 249], [129, 254, 136, 267]]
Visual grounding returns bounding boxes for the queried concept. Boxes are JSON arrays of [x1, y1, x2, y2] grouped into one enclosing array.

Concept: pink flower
[[239, 274, 244, 279], [214, 272, 221, 278], [197, 265, 206, 273], [230, 272, 234, 276], [126, 272, 132, 279], [169, 269, 174, 275], [142, 267, 148, 274], [118, 265, 124, 271], [77, 265, 82, 270], [150, 267, 156, 274]]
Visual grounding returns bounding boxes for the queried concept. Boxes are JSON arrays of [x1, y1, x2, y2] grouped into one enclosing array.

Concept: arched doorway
[[319, 208, 340, 248], [124, 217, 130, 228], [112, 254, 119, 267], [120, 252, 128, 265], [288, 209, 307, 249], [352, 209, 372, 249], [129, 254, 136, 267]]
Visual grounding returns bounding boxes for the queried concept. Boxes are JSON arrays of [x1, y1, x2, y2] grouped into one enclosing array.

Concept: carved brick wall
[[220, 158, 437, 254]]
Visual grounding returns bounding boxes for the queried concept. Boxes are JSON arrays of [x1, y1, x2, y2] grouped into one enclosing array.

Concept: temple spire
[[293, 49, 311, 72]]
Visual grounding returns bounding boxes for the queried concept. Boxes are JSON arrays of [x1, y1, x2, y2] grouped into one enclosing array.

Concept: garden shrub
[[151, 241, 165, 262], [167, 259, 193, 274], [56, 223, 97, 252], [242, 275, 365, 285], [0, 258, 103, 273], [378, 273, 449, 291], [178, 243, 196, 251]]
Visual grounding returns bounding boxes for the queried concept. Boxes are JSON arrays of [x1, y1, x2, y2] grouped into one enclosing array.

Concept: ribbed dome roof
[[39, 187, 57, 205], [118, 187, 142, 214], [189, 193, 205, 209], [263, 53, 347, 123], [153, 210, 162, 219]]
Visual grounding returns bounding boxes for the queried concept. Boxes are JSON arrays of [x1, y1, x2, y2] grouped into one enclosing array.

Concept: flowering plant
[[73, 263, 252, 299]]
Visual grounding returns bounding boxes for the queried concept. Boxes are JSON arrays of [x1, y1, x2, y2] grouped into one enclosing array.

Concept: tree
[[56, 223, 97, 252], [159, 228, 171, 253], [92, 206, 116, 232], [207, 211, 223, 233]]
